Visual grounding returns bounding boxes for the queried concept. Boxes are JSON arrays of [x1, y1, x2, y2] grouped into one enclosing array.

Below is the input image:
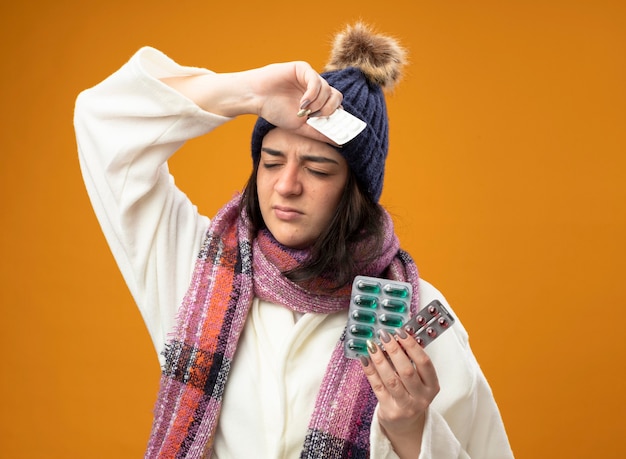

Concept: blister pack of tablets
[[343, 275, 455, 359], [306, 108, 366, 145], [403, 299, 455, 348]]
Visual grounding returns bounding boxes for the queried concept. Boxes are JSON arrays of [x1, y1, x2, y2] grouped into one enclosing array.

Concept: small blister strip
[[403, 299, 455, 348], [344, 275, 413, 359], [306, 108, 367, 145]]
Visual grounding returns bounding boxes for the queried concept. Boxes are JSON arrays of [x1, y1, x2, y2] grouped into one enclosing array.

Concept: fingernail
[[396, 328, 408, 339], [359, 356, 370, 367], [379, 329, 392, 343], [366, 339, 378, 354], [300, 100, 311, 109], [297, 108, 312, 117]]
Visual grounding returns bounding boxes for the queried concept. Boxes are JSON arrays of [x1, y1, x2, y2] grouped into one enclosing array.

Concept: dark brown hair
[[239, 159, 385, 291]]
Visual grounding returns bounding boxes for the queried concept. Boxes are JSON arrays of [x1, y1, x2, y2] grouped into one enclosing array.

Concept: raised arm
[[74, 47, 231, 358], [161, 61, 343, 140], [75, 47, 344, 361]]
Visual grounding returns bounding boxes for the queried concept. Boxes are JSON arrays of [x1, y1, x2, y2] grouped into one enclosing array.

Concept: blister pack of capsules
[[343, 275, 455, 359]]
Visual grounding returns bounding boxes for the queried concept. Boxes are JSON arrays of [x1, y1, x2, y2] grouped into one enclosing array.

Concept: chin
[[273, 233, 313, 250]]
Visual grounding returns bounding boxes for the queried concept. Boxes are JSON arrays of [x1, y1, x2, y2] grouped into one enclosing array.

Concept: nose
[[274, 163, 303, 196]]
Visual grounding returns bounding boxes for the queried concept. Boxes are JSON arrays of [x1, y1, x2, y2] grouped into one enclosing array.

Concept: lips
[[273, 205, 303, 221]]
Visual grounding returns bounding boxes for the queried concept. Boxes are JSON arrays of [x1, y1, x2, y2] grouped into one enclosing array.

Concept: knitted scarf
[[145, 195, 420, 458]]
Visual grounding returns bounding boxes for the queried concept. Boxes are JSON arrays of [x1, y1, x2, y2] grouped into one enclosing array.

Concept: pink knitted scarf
[[145, 195, 420, 458]]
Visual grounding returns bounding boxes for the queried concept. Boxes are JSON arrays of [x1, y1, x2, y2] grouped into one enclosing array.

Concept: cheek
[[322, 173, 348, 208], [317, 187, 344, 221], [256, 173, 270, 203]]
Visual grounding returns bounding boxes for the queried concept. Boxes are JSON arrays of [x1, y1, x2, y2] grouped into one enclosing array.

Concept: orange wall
[[1, 1, 625, 457]]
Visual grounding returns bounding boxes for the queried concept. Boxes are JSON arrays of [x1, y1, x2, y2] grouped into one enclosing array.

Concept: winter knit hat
[[250, 22, 407, 202]]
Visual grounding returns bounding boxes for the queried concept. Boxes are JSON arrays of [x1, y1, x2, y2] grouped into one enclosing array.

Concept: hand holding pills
[[362, 320, 440, 456], [345, 276, 456, 457]]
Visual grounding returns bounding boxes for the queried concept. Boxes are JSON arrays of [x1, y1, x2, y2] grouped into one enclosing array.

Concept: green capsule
[[353, 295, 378, 309], [346, 339, 369, 354], [379, 314, 404, 328], [383, 284, 409, 298], [356, 280, 381, 294], [382, 299, 407, 313], [349, 324, 374, 339], [351, 309, 377, 324]]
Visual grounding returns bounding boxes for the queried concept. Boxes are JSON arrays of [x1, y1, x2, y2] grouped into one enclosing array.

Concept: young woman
[[75, 23, 513, 459]]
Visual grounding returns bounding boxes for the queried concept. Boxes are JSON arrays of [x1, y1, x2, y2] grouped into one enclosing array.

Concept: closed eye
[[261, 162, 282, 169], [306, 167, 331, 177], [260, 147, 340, 177]]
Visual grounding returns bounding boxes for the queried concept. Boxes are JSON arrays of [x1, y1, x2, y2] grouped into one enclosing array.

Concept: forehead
[[261, 128, 345, 162]]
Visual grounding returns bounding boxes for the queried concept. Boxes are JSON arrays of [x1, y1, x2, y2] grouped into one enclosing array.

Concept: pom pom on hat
[[324, 22, 406, 90], [251, 22, 407, 202]]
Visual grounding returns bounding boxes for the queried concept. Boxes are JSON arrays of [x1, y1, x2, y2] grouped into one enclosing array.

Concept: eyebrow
[[261, 147, 340, 165]]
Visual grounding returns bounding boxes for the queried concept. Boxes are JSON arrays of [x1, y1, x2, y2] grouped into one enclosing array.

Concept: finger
[[378, 330, 424, 395], [366, 338, 411, 401], [359, 343, 395, 404], [296, 65, 325, 110], [295, 64, 343, 116], [307, 89, 343, 117], [301, 87, 341, 119], [396, 330, 439, 389], [297, 91, 345, 145]]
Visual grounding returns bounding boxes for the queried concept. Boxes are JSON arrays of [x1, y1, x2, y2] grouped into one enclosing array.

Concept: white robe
[[74, 46, 514, 459]]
